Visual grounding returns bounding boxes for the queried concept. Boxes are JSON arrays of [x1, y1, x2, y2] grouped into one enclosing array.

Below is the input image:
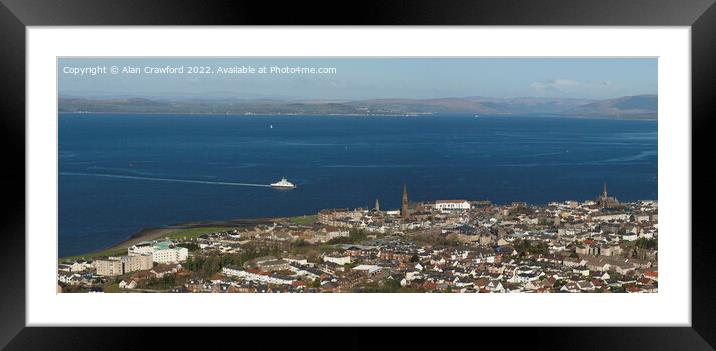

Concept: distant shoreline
[[57, 111, 657, 121], [58, 111, 433, 117]]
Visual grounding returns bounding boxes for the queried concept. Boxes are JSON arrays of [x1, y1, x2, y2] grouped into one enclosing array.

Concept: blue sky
[[58, 57, 657, 100]]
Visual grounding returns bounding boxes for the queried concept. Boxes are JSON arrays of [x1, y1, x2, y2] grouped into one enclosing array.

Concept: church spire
[[603, 182, 608, 198], [402, 184, 409, 220]]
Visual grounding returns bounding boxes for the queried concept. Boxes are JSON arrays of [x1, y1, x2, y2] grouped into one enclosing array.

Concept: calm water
[[58, 114, 657, 256]]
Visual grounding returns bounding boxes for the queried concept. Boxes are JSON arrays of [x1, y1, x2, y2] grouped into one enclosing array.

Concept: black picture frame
[[1, 0, 715, 349]]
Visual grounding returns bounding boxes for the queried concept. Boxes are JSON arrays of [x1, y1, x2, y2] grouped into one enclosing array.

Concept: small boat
[[270, 177, 296, 189], [474, 114, 480, 118]]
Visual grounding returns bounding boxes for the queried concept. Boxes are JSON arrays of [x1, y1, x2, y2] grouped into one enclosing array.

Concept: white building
[[222, 267, 294, 285], [323, 254, 351, 265], [61, 260, 91, 272], [622, 233, 638, 241], [128, 242, 154, 255], [352, 264, 382, 275], [152, 247, 189, 264], [119, 280, 137, 289], [590, 213, 630, 222], [435, 200, 471, 212], [129, 240, 188, 264], [284, 256, 309, 265]]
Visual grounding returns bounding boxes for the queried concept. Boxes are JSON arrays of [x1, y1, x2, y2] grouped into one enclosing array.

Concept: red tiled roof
[[422, 282, 437, 290], [644, 271, 658, 278]]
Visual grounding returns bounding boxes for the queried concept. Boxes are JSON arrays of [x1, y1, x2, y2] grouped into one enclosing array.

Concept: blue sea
[[58, 114, 657, 257]]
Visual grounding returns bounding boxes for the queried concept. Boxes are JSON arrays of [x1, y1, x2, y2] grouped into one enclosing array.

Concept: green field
[[164, 226, 238, 240], [289, 215, 318, 226], [59, 247, 129, 262]]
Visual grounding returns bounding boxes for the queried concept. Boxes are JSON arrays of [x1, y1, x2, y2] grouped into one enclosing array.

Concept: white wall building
[[129, 240, 188, 264], [435, 200, 471, 212], [222, 267, 294, 285], [153, 247, 189, 264], [352, 264, 382, 275], [622, 233, 638, 241], [128, 242, 154, 255], [323, 254, 351, 265]]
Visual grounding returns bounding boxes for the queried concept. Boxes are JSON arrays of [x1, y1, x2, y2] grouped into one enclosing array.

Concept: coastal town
[[58, 184, 658, 293]]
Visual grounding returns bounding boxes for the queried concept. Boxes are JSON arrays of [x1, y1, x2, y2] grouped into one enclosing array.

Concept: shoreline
[[61, 194, 659, 259], [61, 195, 659, 260], [62, 216, 283, 260]]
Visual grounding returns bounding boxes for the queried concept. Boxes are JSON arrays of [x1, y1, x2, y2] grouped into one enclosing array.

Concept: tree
[[103, 283, 122, 293], [294, 239, 308, 247], [513, 239, 548, 256], [635, 237, 657, 250], [327, 229, 368, 244], [445, 233, 461, 246], [178, 242, 200, 252], [384, 278, 402, 292], [138, 274, 177, 290]]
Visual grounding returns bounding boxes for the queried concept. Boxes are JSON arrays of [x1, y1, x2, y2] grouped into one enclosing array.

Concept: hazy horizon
[[59, 57, 657, 101]]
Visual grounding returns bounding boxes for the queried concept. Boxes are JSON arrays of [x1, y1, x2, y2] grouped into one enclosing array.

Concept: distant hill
[[565, 95, 657, 119], [345, 97, 594, 115], [58, 94, 657, 119]]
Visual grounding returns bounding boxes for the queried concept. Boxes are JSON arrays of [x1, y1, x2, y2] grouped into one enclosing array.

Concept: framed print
[[2, 0, 716, 350]]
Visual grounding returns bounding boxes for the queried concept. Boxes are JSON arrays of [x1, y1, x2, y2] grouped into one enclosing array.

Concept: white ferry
[[270, 177, 296, 189]]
